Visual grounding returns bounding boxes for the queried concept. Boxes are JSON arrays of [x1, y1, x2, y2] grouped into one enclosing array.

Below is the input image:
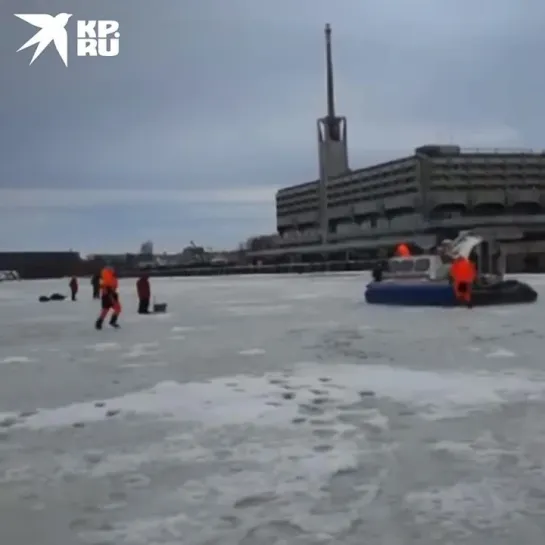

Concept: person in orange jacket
[[69, 276, 78, 301], [95, 266, 122, 329], [395, 243, 411, 257], [450, 256, 477, 308]]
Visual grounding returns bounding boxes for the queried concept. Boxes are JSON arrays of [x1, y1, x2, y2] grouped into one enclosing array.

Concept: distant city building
[[140, 241, 154, 256], [245, 235, 277, 252]]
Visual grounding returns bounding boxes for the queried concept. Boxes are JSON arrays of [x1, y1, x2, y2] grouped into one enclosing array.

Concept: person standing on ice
[[450, 256, 476, 308], [69, 275, 78, 301], [95, 266, 122, 329], [136, 273, 151, 314], [91, 272, 100, 299], [394, 243, 411, 257]]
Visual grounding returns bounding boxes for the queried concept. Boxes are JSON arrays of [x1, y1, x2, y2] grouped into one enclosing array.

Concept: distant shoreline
[[117, 260, 372, 279]]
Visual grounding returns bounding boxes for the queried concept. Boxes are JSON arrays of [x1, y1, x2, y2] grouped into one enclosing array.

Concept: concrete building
[[277, 145, 545, 239], [139, 241, 154, 256], [270, 25, 545, 271]]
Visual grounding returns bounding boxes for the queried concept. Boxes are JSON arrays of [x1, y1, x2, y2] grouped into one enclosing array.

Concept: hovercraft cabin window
[[414, 258, 431, 272], [390, 260, 414, 272], [389, 258, 430, 274]]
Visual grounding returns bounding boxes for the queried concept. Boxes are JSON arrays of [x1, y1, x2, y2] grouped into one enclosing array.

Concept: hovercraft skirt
[[365, 282, 457, 306], [365, 280, 537, 307]]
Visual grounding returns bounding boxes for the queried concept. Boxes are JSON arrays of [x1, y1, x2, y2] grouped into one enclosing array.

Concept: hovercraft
[[365, 231, 538, 307]]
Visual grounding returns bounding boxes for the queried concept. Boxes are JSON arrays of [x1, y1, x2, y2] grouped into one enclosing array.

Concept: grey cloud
[[1, 0, 544, 196]]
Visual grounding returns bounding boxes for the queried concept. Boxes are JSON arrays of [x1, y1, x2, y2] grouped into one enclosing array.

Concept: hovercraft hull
[[365, 280, 537, 307]]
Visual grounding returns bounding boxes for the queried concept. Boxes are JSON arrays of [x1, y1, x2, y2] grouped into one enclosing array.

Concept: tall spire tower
[[317, 24, 349, 242]]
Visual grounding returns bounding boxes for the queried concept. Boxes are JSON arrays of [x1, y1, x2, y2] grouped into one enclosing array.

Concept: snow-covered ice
[[1, 273, 545, 545]]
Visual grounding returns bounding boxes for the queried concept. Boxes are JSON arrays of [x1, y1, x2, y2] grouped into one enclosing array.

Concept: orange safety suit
[[450, 257, 476, 306], [395, 243, 411, 257], [101, 267, 117, 292], [100, 267, 121, 311], [95, 267, 122, 329]]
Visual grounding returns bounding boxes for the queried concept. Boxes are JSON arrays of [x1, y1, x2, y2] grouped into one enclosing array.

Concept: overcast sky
[[1, 0, 544, 254]]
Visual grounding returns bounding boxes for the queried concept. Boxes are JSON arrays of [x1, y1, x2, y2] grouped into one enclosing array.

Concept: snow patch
[[0, 356, 32, 364], [404, 479, 525, 529], [86, 342, 119, 352], [171, 326, 195, 332], [430, 432, 513, 465], [75, 439, 364, 544], [223, 304, 292, 316], [283, 293, 321, 301], [119, 361, 168, 369], [238, 348, 266, 356], [4, 362, 545, 431], [122, 342, 159, 359], [486, 348, 516, 358]]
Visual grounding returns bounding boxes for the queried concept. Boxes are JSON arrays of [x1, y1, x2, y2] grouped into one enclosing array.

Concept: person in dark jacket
[[91, 272, 100, 299], [372, 260, 388, 282], [69, 276, 78, 301], [136, 274, 151, 314]]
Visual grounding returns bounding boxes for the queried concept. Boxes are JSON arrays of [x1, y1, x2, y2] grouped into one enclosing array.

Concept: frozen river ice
[[1, 273, 545, 544]]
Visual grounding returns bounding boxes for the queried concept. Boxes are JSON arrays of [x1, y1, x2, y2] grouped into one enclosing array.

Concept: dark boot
[[109, 314, 120, 328], [95, 318, 103, 330], [138, 299, 150, 314]]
